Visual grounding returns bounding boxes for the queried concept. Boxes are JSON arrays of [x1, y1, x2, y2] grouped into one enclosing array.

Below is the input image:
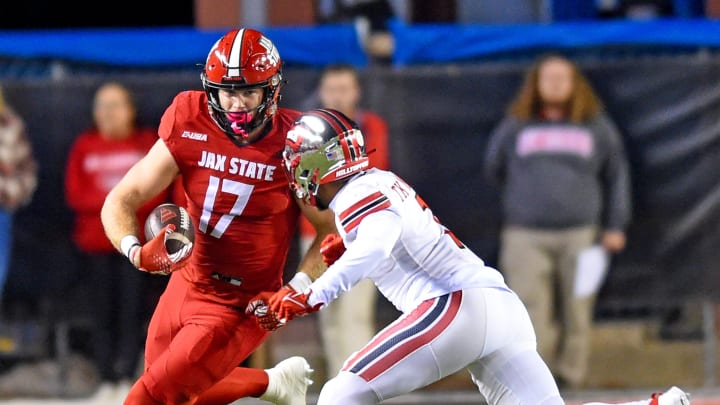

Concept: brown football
[[144, 203, 195, 254]]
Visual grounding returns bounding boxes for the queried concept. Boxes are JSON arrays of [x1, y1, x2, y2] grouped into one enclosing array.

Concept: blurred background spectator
[[484, 54, 632, 389], [596, 0, 705, 18], [63, 82, 173, 398], [315, 0, 397, 61], [0, 87, 37, 316]]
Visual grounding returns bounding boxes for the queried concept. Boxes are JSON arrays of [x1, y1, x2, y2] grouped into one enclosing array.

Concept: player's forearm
[[101, 188, 143, 252], [296, 235, 329, 281], [296, 206, 337, 281]]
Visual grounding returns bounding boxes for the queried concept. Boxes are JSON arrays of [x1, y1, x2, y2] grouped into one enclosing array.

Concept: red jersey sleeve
[[158, 92, 184, 145]]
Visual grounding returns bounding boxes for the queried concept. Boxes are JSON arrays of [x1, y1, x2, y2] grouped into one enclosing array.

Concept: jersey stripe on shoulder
[[339, 191, 391, 233]]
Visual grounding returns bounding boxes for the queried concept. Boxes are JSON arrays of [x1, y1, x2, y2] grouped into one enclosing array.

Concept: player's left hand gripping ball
[[135, 203, 195, 275]]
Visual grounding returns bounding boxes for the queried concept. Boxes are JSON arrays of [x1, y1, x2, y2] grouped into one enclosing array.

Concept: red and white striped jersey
[[309, 168, 507, 313]]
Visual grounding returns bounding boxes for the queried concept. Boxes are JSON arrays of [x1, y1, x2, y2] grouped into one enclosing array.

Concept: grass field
[[1, 387, 718, 405], [1, 316, 715, 404]]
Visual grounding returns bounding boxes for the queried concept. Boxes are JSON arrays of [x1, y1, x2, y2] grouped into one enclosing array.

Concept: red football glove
[[245, 291, 285, 331], [274, 289, 323, 323], [267, 272, 313, 312], [320, 233, 346, 267], [129, 224, 193, 275], [268, 285, 296, 314]]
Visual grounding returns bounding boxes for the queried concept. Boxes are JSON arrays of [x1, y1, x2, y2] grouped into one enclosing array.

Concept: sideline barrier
[[0, 24, 368, 68], [391, 18, 720, 65], [0, 19, 718, 69]]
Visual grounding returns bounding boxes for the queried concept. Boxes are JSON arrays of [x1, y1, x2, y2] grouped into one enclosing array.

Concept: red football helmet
[[201, 28, 283, 139]]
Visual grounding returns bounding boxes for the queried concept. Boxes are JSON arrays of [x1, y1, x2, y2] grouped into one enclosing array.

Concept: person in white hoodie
[[248, 108, 689, 405]]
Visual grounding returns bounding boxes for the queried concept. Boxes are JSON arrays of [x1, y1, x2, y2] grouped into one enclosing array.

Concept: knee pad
[[317, 372, 378, 405]]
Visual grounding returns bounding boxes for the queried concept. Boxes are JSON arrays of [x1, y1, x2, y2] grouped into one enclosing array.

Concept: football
[[144, 203, 195, 254]]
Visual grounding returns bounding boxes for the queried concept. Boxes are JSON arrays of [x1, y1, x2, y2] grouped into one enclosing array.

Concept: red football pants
[[132, 272, 270, 404]]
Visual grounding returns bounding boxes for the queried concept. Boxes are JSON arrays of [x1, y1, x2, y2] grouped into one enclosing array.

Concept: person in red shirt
[[297, 63, 390, 377], [64, 81, 173, 394], [100, 28, 335, 405]]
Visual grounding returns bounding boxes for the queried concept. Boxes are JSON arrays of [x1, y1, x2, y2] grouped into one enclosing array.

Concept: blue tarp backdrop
[[0, 19, 717, 68], [391, 18, 720, 65], [0, 24, 368, 67]]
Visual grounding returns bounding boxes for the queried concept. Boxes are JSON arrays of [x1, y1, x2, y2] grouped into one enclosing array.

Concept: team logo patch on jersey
[[181, 131, 208, 141], [339, 191, 391, 233]]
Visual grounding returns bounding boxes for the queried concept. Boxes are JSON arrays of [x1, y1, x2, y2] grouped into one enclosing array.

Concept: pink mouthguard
[[227, 111, 254, 139]]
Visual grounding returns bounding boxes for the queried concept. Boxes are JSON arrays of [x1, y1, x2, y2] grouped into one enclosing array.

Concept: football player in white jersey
[[247, 108, 690, 405]]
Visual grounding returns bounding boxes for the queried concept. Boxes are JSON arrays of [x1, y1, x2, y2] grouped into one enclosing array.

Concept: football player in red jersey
[[100, 28, 335, 405]]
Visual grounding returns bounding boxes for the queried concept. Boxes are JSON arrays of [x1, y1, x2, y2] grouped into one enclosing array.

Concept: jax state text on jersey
[[197, 150, 277, 181]]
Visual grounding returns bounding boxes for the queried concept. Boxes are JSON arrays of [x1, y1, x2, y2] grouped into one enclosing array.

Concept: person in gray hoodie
[[484, 54, 631, 389]]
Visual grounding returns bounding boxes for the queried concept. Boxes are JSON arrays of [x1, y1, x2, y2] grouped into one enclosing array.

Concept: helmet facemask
[[202, 73, 282, 140]]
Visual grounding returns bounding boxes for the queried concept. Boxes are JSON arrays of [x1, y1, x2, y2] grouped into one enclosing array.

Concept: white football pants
[[316, 287, 565, 405]]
